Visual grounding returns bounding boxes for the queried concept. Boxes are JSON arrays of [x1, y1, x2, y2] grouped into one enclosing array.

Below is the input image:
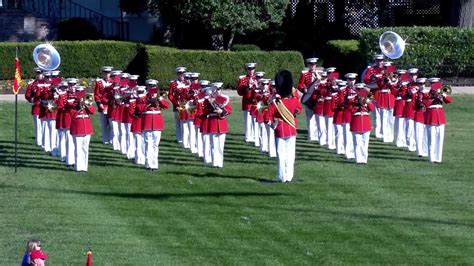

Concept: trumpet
[[46, 99, 57, 112], [441, 84, 452, 95], [256, 100, 269, 113], [208, 98, 229, 118]]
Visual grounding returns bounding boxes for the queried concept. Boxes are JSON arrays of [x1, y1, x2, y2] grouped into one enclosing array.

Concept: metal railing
[[20, 0, 128, 39]]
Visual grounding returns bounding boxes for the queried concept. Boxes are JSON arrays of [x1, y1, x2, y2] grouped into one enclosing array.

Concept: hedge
[[359, 27, 474, 77], [0, 41, 304, 90], [146, 47, 304, 89], [231, 44, 262, 52], [323, 40, 364, 76]]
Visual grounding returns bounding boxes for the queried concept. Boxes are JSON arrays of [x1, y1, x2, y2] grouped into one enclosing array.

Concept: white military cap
[[34, 67, 43, 73], [111, 70, 122, 76], [146, 79, 158, 86], [325, 67, 336, 72], [355, 83, 366, 89], [52, 70, 60, 76], [383, 61, 393, 67], [270, 80, 275, 86], [345, 73, 358, 79], [374, 54, 384, 60], [416, 77, 427, 83], [321, 71, 328, 77], [136, 86, 147, 92], [261, 79, 270, 84], [337, 80, 347, 87], [67, 78, 77, 84], [199, 80, 210, 86], [130, 75, 139, 80], [428, 77, 440, 83], [101, 66, 113, 72], [43, 71, 52, 77], [305, 58, 318, 64], [211, 82, 224, 89], [60, 81, 68, 87], [408, 68, 419, 74], [190, 72, 200, 78], [245, 63, 256, 69], [176, 66, 187, 73], [120, 73, 130, 79], [397, 69, 407, 74], [75, 85, 85, 91], [255, 71, 265, 77]]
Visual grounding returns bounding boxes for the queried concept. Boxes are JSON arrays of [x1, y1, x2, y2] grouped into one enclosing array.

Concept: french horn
[[379, 31, 406, 59], [32, 43, 61, 71]]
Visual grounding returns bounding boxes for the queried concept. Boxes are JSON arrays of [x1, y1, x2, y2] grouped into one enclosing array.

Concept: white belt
[[144, 111, 162, 114], [381, 89, 390, 93], [429, 105, 443, 109], [406, 99, 412, 102], [395, 97, 402, 100], [75, 115, 89, 118], [348, 96, 355, 99], [354, 112, 369, 116], [324, 97, 332, 100]]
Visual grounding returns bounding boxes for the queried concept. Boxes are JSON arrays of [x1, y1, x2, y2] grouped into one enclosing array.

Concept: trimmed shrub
[[324, 40, 364, 76], [231, 44, 262, 52], [359, 27, 474, 77], [146, 47, 304, 89]]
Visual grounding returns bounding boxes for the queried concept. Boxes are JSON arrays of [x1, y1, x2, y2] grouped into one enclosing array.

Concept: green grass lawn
[[1, 96, 473, 265]]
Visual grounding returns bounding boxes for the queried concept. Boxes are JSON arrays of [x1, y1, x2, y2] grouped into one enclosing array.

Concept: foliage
[[1, 96, 474, 264], [149, 0, 289, 49], [323, 40, 364, 76], [119, 0, 149, 14], [230, 44, 261, 52], [57, 18, 102, 41], [359, 27, 474, 77]]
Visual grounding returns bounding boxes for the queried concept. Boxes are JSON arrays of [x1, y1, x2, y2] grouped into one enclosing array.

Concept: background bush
[[359, 27, 474, 77], [230, 44, 262, 52]]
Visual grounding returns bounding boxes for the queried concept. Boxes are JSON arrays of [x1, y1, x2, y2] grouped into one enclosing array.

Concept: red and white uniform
[[414, 89, 430, 157], [38, 83, 59, 155], [297, 70, 318, 141], [169, 79, 188, 143], [321, 81, 337, 149], [70, 102, 95, 172], [138, 93, 169, 170], [265, 96, 302, 182], [403, 83, 418, 151], [350, 98, 375, 164], [179, 84, 198, 152], [237, 74, 258, 142], [129, 93, 147, 165], [425, 91, 452, 163], [94, 78, 111, 144], [394, 83, 407, 147], [374, 78, 397, 142], [201, 94, 232, 168], [55, 89, 72, 162], [25, 79, 44, 147], [337, 86, 357, 159]]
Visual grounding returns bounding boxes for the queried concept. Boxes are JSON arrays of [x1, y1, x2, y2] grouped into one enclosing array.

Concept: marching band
[[24, 53, 452, 177]]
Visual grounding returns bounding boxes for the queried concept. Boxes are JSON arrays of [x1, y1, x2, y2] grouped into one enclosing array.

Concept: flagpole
[[14, 47, 18, 173]]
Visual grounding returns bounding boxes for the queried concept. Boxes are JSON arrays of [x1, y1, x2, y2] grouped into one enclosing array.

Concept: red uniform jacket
[[414, 91, 430, 124], [374, 80, 396, 109], [55, 91, 72, 129], [178, 86, 196, 120], [363, 66, 384, 89], [425, 94, 452, 126], [139, 96, 169, 131], [323, 84, 337, 117], [38, 83, 57, 120], [94, 78, 111, 113], [70, 104, 95, 136], [237, 75, 257, 111], [310, 82, 325, 115], [130, 96, 146, 134], [393, 84, 406, 117], [201, 95, 232, 134], [25, 80, 43, 116], [350, 99, 375, 133], [265, 97, 302, 138], [168, 80, 188, 111]]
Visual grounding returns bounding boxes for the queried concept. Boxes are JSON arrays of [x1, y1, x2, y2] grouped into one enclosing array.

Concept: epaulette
[[239, 75, 246, 79]]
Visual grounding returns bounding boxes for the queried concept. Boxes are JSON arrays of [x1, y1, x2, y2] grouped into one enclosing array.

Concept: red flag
[[13, 57, 22, 95], [86, 250, 92, 266]]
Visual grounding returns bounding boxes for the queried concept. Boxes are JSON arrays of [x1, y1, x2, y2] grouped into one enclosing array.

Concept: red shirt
[[425, 94, 452, 126], [265, 97, 302, 138], [237, 75, 257, 111], [350, 100, 375, 133], [201, 95, 232, 134], [70, 104, 95, 136], [139, 96, 169, 131]]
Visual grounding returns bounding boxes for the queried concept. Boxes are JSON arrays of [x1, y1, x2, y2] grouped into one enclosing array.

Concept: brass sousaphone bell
[[32, 43, 61, 71], [379, 31, 406, 59]]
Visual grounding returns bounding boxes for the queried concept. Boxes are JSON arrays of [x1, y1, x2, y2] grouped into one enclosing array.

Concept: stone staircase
[[0, 9, 56, 41]]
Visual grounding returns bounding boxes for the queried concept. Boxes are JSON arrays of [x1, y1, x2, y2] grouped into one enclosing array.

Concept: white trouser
[[203, 134, 212, 164], [66, 129, 75, 166], [353, 132, 370, 164], [196, 127, 204, 158], [276, 136, 296, 182], [305, 107, 318, 141], [120, 122, 129, 155], [253, 118, 260, 147], [317, 114, 327, 146], [127, 129, 136, 160], [266, 124, 277, 157], [324, 116, 335, 149], [380, 108, 394, 143], [99, 112, 110, 144], [210, 133, 226, 168], [42, 119, 57, 154], [415, 122, 428, 157], [405, 118, 416, 152], [73, 135, 91, 171], [110, 119, 120, 151], [58, 128, 68, 161], [343, 123, 354, 159], [427, 125, 445, 163], [259, 122, 268, 153], [174, 111, 183, 143], [374, 106, 383, 138], [395, 116, 407, 148], [334, 124, 345, 155], [134, 133, 145, 165], [244, 110, 254, 142], [144, 130, 162, 169], [33, 115, 43, 147], [182, 120, 196, 152]]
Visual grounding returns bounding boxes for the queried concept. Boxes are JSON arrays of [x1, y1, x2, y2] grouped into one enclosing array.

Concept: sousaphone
[[379, 31, 406, 59], [32, 43, 61, 71]]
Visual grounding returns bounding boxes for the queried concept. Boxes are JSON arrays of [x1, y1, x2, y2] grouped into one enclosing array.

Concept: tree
[[149, 0, 289, 50], [458, 0, 474, 27]]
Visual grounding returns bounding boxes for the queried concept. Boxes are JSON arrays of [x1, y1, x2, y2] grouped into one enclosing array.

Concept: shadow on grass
[[165, 170, 279, 184]]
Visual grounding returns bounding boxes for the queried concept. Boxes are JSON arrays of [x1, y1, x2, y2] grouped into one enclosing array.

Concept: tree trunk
[[211, 31, 225, 50], [458, 0, 474, 27], [225, 30, 236, 51]]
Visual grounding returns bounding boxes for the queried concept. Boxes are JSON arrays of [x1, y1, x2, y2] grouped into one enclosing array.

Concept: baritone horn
[[441, 84, 452, 95], [379, 31, 406, 59], [32, 43, 61, 71]]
